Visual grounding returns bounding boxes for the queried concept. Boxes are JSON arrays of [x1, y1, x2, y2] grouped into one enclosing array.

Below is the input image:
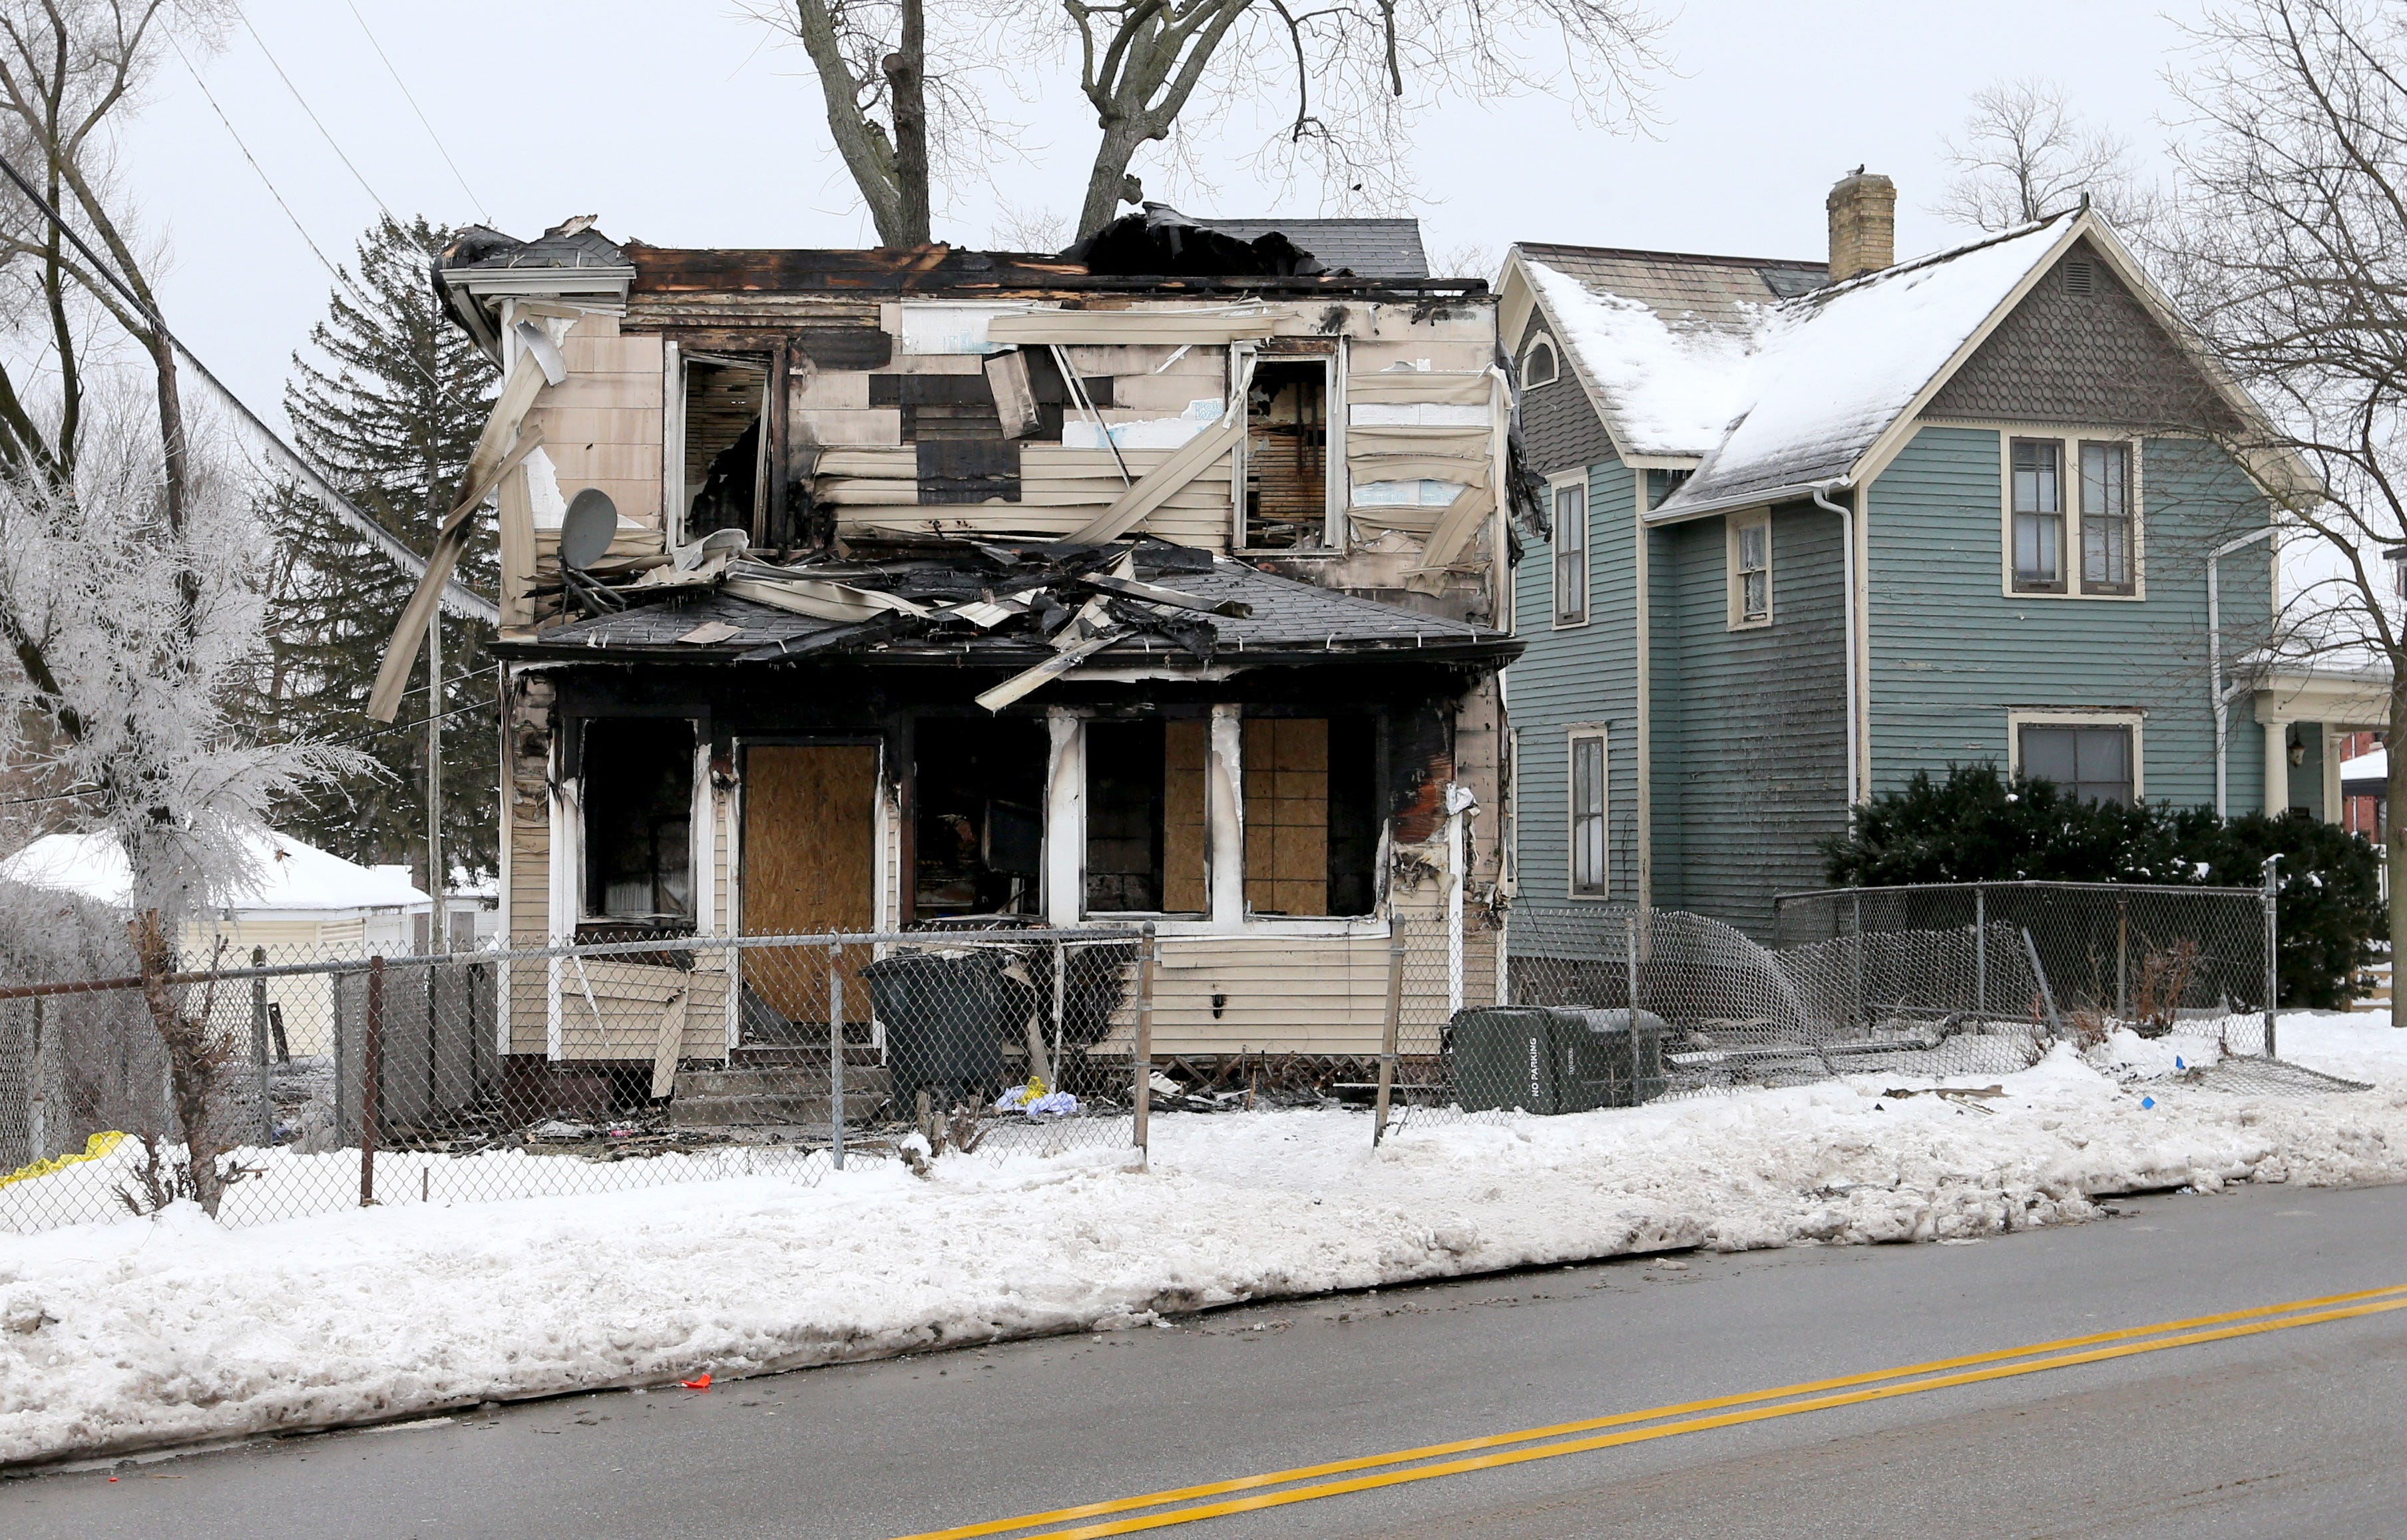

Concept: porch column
[[2322, 725, 2344, 825], [1043, 709, 1084, 926], [1207, 704, 1245, 926], [2263, 717, 2289, 816]]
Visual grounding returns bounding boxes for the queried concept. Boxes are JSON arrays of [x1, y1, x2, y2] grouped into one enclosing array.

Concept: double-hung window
[[2079, 441, 2134, 594], [1552, 481, 1588, 626], [2017, 721, 2135, 805], [1569, 730, 1607, 896], [2011, 439, 2066, 593], [1729, 511, 1771, 627]]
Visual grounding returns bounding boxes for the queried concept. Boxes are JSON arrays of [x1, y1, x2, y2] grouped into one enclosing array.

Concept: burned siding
[[1925, 238, 2242, 433], [1649, 501, 1847, 939]]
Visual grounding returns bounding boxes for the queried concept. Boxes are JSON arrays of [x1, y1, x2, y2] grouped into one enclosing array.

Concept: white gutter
[[2207, 524, 2278, 817], [1812, 482, 1860, 809]]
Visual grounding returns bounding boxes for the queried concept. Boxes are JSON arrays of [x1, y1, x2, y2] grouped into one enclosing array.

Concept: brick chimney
[[1825, 169, 1896, 284]]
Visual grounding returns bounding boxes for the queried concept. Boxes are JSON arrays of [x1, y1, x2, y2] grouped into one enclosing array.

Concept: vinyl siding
[[1508, 456, 1640, 906], [1650, 502, 1848, 937], [1866, 426, 2274, 814]]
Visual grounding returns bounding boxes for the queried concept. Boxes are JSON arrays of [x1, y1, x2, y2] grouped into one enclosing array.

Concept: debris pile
[[534, 534, 1256, 709]]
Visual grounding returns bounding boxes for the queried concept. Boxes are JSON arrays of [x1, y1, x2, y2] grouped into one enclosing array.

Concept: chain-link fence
[[1773, 882, 2275, 1056], [1382, 881, 2276, 1135], [1, 926, 1153, 1235]]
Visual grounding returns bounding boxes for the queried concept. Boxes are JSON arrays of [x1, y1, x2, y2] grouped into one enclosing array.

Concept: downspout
[[2207, 525, 2277, 817], [1811, 482, 1860, 809]]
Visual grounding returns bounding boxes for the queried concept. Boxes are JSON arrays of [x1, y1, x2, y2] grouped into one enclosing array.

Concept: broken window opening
[[1243, 716, 1379, 918], [1084, 719, 1210, 916], [682, 352, 767, 542], [582, 718, 695, 926], [913, 717, 1048, 920], [1243, 358, 1330, 550]]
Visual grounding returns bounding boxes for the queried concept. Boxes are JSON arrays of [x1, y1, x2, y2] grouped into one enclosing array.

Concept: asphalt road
[[9, 1179, 2407, 1540]]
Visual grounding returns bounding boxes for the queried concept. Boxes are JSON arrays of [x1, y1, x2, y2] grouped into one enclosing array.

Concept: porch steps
[[670, 1061, 893, 1129]]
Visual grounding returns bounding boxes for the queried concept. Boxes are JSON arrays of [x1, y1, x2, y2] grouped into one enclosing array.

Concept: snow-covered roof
[[2342, 747, 2386, 785], [0, 831, 431, 914], [1515, 215, 2085, 516]]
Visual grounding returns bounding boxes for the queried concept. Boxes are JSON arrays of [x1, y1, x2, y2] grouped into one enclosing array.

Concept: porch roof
[[493, 549, 1518, 671]]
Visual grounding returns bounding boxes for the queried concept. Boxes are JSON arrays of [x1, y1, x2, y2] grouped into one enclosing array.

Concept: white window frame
[[1522, 335, 1560, 388], [2006, 708, 2145, 803], [1550, 471, 1589, 629], [1233, 343, 1345, 554], [1727, 509, 1772, 629], [1996, 429, 2146, 601], [1567, 724, 1610, 898]]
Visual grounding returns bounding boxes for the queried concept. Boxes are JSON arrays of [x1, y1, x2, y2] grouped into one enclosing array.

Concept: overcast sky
[[124, 1, 2211, 427]]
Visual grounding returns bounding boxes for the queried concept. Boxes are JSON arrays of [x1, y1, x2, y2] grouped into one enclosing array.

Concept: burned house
[[384, 208, 1520, 1093]]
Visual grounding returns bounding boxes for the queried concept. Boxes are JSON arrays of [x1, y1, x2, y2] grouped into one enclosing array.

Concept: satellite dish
[[559, 488, 618, 570]]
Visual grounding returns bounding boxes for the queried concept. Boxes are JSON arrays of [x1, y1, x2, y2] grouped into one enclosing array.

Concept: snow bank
[[6, 1026, 2406, 1466]]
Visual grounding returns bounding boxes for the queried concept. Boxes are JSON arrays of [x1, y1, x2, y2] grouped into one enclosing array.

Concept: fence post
[[251, 946, 272, 1148], [2021, 928, 2065, 1039], [1850, 890, 1865, 1028], [829, 938, 845, 1172], [1974, 886, 1988, 1017], [1625, 910, 1640, 1019], [1374, 932, 1405, 1147], [1132, 923, 1156, 1167], [2261, 855, 2281, 1059], [361, 956, 383, 1207], [2115, 892, 2130, 1022]]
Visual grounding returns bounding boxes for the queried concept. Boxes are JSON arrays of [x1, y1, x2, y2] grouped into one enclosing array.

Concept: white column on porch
[[1043, 709, 1085, 926], [1207, 704, 1245, 927], [2264, 717, 2289, 816]]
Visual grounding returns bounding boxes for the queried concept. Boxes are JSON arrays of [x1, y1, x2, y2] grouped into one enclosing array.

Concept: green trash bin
[[1450, 1007, 1572, 1113], [1450, 1006, 1669, 1113], [1557, 1008, 1669, 1109], [861, 950, 1012, 1113]]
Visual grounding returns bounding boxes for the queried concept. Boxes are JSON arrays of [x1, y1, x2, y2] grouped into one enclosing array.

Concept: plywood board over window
[[1241, 717, 1381, 918], [742, 743, 878, 1019]]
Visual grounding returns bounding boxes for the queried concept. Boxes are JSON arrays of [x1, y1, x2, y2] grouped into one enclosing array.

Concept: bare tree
[[2160, 0, 2407, 1018], [0, 1, 361, 1208], [1938, 77, 2158, 234], [756, 0, 1667, 243]]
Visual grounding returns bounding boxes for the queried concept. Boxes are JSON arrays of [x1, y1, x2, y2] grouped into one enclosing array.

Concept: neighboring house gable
[[1514, 310, 1614, 477], [1926, 237, 2242, 433]]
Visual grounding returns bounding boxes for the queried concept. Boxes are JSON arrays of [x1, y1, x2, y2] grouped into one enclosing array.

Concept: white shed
[[0, 830, 431, 1057]]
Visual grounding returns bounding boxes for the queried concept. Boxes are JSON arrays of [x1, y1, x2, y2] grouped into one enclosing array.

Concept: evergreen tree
[[256, 216, 499, 882]]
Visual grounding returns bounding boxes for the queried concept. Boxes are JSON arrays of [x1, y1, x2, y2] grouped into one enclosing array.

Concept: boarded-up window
[[582, 719, 694, 922], [1084, 720, 1209, 915], [1243, 717, 1379, 917]]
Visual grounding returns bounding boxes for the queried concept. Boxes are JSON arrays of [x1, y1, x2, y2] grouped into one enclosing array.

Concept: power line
[[231, 1, 396, 222], [167, 35, 482, 419], [0, 147, 498, 624], [341, 0, 491, 224]]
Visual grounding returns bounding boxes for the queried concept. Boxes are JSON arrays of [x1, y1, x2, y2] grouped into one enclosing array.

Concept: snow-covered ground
[[5, 1014, 2405, 1467]]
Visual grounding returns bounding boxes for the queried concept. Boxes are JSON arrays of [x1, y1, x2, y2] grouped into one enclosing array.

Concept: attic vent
[[2062, 258, 2096, 297], [1522, 336, 1560, 387]]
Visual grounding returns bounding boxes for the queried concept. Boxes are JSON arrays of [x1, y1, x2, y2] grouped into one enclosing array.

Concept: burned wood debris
[[506, 532, 1512, 707]]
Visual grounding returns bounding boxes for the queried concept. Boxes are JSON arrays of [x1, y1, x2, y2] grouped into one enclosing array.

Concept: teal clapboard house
[[1496, 173, 2326, 939]]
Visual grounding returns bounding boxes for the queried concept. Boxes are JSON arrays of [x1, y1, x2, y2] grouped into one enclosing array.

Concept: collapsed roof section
[[493, 538, 1515, 707]]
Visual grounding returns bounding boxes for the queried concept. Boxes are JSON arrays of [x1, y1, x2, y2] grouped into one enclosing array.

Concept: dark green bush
[[1822, 764, 2384, 1009]]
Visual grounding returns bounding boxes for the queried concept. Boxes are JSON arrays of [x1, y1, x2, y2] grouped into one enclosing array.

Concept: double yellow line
[[891, 1282, 2407, 1540]]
